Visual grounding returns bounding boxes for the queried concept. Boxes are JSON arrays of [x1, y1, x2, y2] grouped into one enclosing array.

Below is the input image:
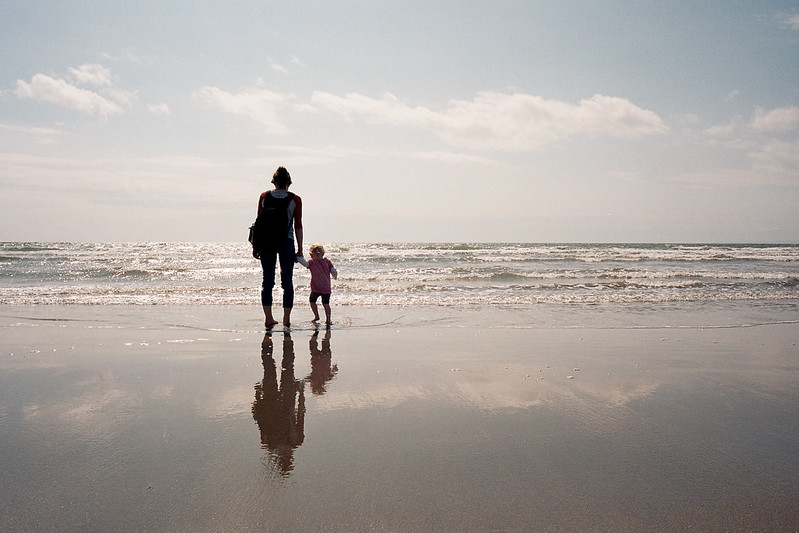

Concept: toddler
[[297, 244, 338, 324]]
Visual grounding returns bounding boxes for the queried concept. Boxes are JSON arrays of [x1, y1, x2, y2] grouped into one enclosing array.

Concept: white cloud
[[0, 123, 64, 137], [413, 150, 498, 166], [192, 86, 294, 134], [148, 103, 170, 116], [15, 73, 123, 118], [0, 123, 64, 146], [749, 140, 799, 178], [706, 106, 799, 137], [100, 49, 145, 65], [311, 91, 667, 151], [270, 56, 305, 72], [704, 117, 743, 137], [751, 106, 799, 133], [138, 155, 222, 169], [105, 88, 138, 107], [247, 144, 368, 166], [667, 168, 755, 188], [270, 61, 289, 74], [781, 14, 799, 30], [68, 64, 112, 86]]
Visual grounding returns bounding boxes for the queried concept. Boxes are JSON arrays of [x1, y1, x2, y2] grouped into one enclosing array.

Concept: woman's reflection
[[306, 328, 338, 395], [252, 332, 305, 476]]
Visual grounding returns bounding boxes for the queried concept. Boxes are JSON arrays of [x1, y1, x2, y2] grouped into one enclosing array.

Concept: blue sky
[[2, 1, 798, 242]]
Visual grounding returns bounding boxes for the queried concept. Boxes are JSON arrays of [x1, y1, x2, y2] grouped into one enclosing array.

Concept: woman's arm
[[293, 196, 303, 257]]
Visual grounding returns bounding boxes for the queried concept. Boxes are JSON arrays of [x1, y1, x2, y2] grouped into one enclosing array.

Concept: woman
[[253, 166, 303, 327]]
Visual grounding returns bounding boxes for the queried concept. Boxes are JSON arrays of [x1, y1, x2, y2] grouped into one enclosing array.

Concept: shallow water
[[2, 242, 798, 306]]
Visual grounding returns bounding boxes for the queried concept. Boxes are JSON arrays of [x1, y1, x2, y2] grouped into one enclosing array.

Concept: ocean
[[2, 242, 798, 311]]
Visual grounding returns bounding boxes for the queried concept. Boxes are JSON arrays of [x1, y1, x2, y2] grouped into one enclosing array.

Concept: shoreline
[[1, 299, 797, 331], [2, 304, 798, 531]]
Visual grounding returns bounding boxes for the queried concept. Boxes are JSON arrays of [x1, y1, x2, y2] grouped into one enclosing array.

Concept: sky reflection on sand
[[2, 307, 798, 531], [309, 326, 666, 414]]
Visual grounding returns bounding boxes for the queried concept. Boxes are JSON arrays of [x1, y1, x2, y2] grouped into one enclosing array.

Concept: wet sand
[[1, 304, 798, 532]]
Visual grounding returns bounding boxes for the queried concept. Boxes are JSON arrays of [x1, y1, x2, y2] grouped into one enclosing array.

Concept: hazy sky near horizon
[[2, 1, 798, 243]]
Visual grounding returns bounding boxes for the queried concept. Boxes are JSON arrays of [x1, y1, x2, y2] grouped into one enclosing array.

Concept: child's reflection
[[306, 328, 338, 395], [251, 332, 305, 476]]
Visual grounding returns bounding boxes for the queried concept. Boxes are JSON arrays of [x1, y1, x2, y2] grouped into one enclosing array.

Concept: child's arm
[[330, 264, 338, 280], [297, 256, 309, 268]]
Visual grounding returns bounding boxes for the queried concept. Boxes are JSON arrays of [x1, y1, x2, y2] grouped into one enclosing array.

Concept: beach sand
[[1, 304, 798, 532]]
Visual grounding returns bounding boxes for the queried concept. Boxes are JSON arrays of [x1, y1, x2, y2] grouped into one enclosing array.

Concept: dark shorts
[[309, 291, 330, 305]]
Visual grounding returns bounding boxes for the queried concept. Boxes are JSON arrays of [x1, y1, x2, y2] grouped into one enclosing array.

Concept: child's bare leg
[[323, 303, 332, 324], [310, 302, 320, 322]]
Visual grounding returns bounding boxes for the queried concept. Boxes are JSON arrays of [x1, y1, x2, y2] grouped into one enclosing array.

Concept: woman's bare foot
[[263, 306, 278, 328]]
